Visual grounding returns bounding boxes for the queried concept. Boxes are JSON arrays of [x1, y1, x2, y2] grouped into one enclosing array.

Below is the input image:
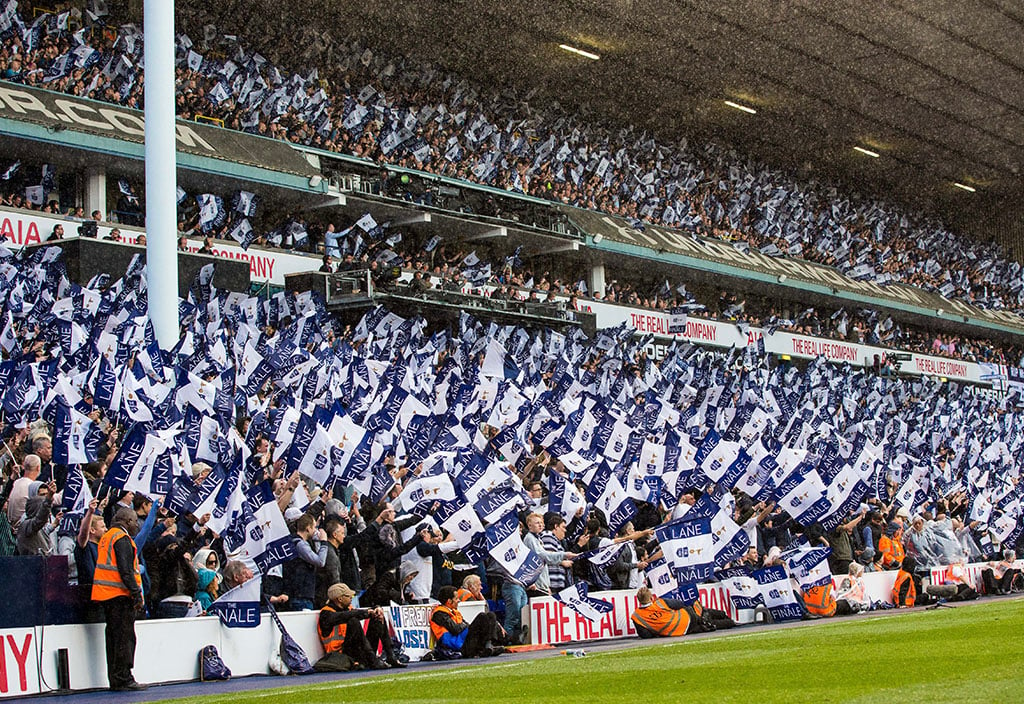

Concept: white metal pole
[[144, 0, 179, 348]]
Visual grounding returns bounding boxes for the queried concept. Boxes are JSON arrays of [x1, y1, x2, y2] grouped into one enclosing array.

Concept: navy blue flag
[[226, 482, 295, 575], [654, 515, 715, 584], [752, 565, 803, 622], [486, 511, 543, 586], [53, 401, 103, 465], [554, 582, 614, 622], [207, 576, 262, 627]]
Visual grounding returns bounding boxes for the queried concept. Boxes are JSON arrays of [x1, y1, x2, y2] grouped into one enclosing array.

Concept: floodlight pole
[[144, 0, 179, 349]]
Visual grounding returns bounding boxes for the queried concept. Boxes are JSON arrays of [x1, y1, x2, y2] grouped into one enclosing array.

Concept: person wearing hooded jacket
[[15, 480, 59, 555], [194, 568, 219, 612]]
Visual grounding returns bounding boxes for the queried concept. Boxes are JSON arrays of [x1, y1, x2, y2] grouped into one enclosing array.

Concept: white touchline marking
[[224, 662, 524, 699]]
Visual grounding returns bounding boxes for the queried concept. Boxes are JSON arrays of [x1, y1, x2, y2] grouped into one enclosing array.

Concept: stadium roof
[[277, 0, 1024, 252]]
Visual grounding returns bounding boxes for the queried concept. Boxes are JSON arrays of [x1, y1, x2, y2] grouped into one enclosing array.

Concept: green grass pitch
[[167, 598, 1024, 704]]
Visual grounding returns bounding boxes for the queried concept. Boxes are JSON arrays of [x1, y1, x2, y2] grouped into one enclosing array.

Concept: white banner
[[526, 583, 737, 646], [0, 628, 37, 698], [384, 600, 488, 660], [0, 207, 119, 248], [178, 236, 315, 286]]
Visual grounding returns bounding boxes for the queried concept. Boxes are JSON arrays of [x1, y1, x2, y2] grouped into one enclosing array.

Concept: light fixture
[[953, 182, 976, 192], [777, 274, 787, 283], [936, 308, 944, 316], [593, 233, 603, 243], [853, 146, 880, 158], [724, 100, 757, 115], [558, 44, 600, 60]]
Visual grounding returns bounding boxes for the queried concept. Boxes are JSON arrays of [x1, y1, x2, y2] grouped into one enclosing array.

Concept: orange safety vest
[[91, 527, 141, 602], [879, 535, 904, 568], [892, 570, 917, 607], [429, 604, 463, 642], [630, 598, 691, 637], [456, 588, 482, 603], [319, 604, 348, 653], [802, 583, 837, 617]]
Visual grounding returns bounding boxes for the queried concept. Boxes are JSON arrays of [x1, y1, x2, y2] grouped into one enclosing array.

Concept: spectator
[[456, 574, 486, 603], [6, 454, 41, 529], [834, 562, 870, 613], [317, 582, 404, 669], [540, 512, 574, 593], [426, 585, 505, 660], [194, 568, 219, 612], [283, 513, 328, 611], [981, 550, 1021, 595], [15, 480, 58, 555]]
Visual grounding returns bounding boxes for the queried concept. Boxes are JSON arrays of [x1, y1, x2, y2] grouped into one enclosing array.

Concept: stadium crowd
[[1, 0, 1024, 319], [2, 176, 1022, 370], [0, 229, 1020, 661]]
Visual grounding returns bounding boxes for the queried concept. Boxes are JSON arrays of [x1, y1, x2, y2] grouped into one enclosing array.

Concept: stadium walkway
[[28, 594, 1021, 703]]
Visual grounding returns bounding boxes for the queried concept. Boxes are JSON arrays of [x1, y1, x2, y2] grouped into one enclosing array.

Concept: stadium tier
[[0, 0, 1021, 697]]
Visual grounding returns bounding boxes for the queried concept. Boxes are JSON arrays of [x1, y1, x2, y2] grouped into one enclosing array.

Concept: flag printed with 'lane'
[[654, 515, 715, 584]]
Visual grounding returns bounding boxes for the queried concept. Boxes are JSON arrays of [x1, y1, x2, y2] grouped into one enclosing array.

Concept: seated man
[[935, 561, 979, 601], [427, 586, 505, 660], [318, 583, 405, 670], [800, 581, 837, 618], [456, 574, 485, 603], [981, 550, 1021, 595], [630, 586, 693, 638], [892, 556, 932, 608]]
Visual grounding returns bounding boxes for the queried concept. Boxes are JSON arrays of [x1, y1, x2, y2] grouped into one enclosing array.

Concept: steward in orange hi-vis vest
[[630, 587, 692, 637], [802, 583, 837, 617], [91, 526, 142, 601]]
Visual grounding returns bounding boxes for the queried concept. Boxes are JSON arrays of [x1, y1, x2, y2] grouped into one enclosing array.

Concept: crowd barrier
[[3, 561, 1011, 696], [0, 600, 487, 697]]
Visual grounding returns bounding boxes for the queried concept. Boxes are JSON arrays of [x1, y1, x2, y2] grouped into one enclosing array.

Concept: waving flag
[[473, 486, 525, 524], [53, 401, 103, 465], [654, 515, 715, 584], [287, 420, 335, 487], [435, 497, 485, 549], [233, 190, 259, 217], [207, 576, 263, 628], [554, 582, 614, 622], [709, 507, 750, 566], [105, 425, 174, 497], [548, 470, 589, 523], [593, 472, 636, 534], [186, 459, 246, 535], [397, 472, 457, 509], [61, 463, 94, 515], [753, 565, 803, 621], [644, 557, 680, 598], [715, 566, 764, 610], [578, 538, 626, 567], [225, 482, 295, 575], [782, 546, 833, 591], [773, 464, 829, 524], [486, 512, 542, 586]]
